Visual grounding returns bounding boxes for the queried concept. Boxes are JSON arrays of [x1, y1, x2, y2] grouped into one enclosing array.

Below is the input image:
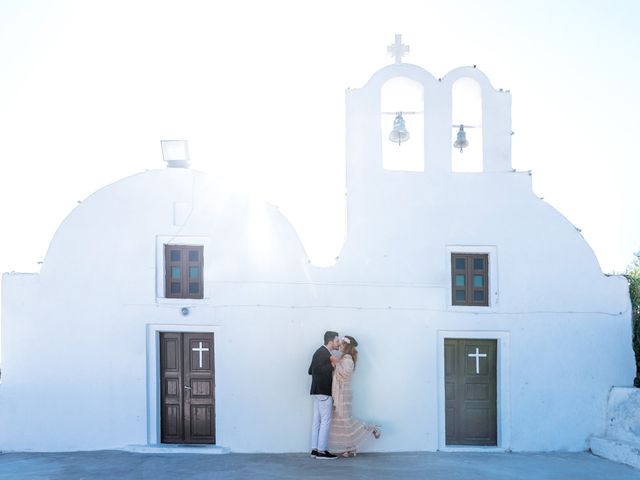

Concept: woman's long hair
[[342, 336, 359, 369]]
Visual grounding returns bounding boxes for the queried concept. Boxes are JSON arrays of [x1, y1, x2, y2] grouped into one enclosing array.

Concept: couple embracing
[[308, 331, 381, 459]]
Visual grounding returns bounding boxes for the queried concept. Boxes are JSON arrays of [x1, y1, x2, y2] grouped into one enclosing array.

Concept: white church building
[[1, 37, 634, 454]]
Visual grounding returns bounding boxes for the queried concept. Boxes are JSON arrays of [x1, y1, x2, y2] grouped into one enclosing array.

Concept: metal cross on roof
[[387, 34, 409, 64]]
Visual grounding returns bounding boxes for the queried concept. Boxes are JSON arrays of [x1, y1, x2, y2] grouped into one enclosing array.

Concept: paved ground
[[1, 450, 639, 480]]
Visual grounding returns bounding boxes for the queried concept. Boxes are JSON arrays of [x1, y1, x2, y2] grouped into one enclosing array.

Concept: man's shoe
[[310, 449, 318, 457], [315, 450, 337, 460]]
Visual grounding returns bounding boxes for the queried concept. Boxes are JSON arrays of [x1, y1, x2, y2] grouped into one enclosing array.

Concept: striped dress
[[327, 354, 376, 454]]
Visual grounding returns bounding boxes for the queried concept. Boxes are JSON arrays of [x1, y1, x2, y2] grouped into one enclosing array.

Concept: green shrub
[[626, 253, 640, 387]]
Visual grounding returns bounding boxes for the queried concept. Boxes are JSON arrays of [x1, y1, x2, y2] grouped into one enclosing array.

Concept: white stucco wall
[[0, 62, 634, 453]]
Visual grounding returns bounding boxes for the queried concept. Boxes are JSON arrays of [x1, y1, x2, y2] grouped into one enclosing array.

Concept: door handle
[[184, 385, 192, 390]]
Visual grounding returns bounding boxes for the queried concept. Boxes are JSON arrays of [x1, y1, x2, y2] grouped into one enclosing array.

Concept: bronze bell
[[453, 125, 469, 152], [389, 113, 410, 145]]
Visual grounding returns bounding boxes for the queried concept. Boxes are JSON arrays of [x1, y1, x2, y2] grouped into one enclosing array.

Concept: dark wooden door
[[445, 338, 497, 446], [160, 332, 215, 444]]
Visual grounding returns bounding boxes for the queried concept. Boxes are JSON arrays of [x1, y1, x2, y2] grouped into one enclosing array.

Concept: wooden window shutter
[[451, 253, 488, 306], [164, 245, 204, 299]]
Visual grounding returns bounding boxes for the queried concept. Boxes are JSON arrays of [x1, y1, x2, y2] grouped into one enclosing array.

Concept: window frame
[[446, 246, 497, 311], [164, 244, 204, 299], [451, 253, 489, 306], [156, 236, 209, 303]]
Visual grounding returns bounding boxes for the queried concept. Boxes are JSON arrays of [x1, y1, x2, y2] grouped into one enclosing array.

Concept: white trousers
[[311, 394, 333, 451]]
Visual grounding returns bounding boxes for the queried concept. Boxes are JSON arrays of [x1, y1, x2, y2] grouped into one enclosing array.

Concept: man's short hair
[[324, 331, 339, 345]]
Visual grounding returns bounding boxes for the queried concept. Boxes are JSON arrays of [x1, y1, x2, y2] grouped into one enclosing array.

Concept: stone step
[[590, 436, 640, 470], [121, 444, 230, 455]]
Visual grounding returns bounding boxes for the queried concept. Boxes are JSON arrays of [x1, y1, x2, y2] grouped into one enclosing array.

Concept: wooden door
[[445, 338, 497, 446], [160, 332, 215, 444]]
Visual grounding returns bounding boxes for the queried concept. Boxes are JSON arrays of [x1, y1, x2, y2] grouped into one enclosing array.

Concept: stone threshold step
[[121, 444, 230, 455]]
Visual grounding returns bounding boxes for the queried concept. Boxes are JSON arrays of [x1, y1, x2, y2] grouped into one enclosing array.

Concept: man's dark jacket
[[308, 346, 333, 396]]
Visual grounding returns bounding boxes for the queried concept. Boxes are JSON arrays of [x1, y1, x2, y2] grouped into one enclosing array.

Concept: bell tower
[[344, 35, 513, 239]]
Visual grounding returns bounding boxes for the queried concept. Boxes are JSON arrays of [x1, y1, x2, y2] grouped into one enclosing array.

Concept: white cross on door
[[468, 347, 487, 374], [192, 341, 209, 368]]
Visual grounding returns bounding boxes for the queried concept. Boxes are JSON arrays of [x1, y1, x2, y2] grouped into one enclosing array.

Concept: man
[[308, 330, 340, 459]]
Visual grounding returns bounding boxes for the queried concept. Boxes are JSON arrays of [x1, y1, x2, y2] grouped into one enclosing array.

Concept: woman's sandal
[[341, 450, 357, 457]]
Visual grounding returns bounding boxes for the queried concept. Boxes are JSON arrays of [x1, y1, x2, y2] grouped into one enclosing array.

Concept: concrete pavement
[[1, 450, 639, 480]]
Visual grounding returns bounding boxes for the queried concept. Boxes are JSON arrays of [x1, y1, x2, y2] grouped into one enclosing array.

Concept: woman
[[328, 335, 381, 457]]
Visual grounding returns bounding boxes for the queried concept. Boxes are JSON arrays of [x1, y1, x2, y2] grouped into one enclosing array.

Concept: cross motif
[[468, 347, 487, 374], [192, 341, 209, 368], [387, 34, 409, 64]]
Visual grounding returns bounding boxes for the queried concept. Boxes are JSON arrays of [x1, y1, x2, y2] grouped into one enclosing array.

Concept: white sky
[[1, 0, 639, 285]]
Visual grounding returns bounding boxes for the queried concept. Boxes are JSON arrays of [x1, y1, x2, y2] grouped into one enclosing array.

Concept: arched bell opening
[[380, 76, 425, 172], [451, 77, 483, 172]]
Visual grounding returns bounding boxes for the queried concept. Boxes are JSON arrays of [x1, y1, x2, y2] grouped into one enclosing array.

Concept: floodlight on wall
[[161, 140, 190, 168]]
